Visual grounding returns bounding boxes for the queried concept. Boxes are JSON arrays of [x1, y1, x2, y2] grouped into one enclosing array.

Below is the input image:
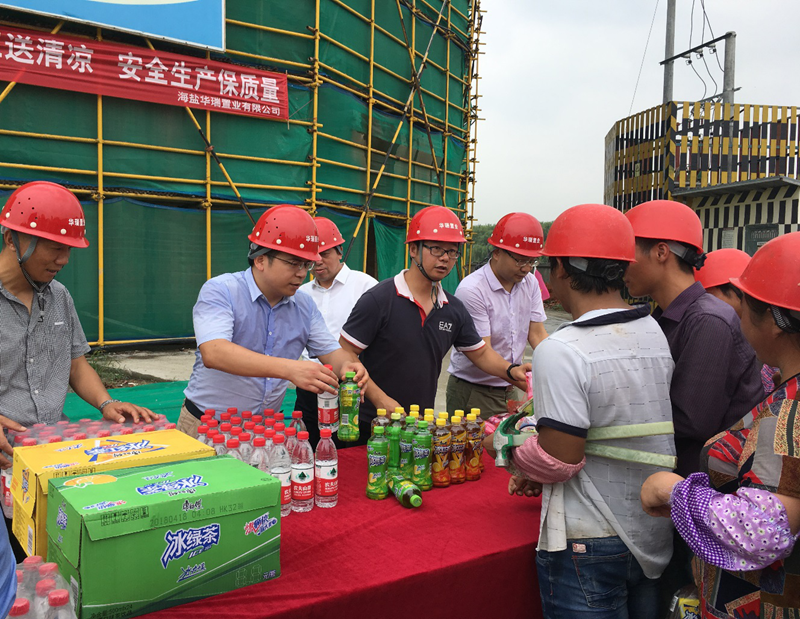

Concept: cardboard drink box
[[10, 429, 214, 557], [47, 455, 281, 619]]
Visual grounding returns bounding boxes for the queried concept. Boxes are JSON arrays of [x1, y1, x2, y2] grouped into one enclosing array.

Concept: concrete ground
[[111, 308, 572, 409]]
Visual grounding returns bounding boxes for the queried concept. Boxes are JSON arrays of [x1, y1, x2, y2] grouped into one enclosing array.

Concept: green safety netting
[[0, 0, 473, 341]]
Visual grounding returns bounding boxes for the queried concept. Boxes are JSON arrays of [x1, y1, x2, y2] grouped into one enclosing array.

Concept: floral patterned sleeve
[[670, 472, 799, 571]]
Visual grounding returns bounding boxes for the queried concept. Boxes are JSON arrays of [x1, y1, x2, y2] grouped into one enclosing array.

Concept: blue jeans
[[536, 536, 659, 619]]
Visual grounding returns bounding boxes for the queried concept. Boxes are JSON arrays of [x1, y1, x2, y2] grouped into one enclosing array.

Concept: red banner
[[0, 26, 288, 120]]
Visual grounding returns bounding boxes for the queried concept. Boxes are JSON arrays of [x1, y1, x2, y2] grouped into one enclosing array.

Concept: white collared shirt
[[299, 263, 378, 361]]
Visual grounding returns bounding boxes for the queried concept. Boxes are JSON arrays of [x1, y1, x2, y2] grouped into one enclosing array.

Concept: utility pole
[[722, 31, 736, 105], [662, 0, 676, 103]]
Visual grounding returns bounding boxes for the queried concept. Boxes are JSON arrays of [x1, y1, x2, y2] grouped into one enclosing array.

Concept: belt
[[184, 398, 204, 420], [453, 376, 512, 392]]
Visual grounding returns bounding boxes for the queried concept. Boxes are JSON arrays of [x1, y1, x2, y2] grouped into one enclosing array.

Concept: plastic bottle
[[471, 408, 486, 472], [289, 410, 307, 434], [274, 412, 285, 426], [230, 427, 242, 439], [388, 473, 423, 508], [220, 423, 233, 440], [230, 415, 242, 427], [393, 406, 406, 421], [263, 408, 275, 420], [221, 411, 233, 423], [21, 556, 43, 594], [437, 412, 450, 430], [264, 429, 275, 455], [14, 569, 26, 602], [270, 435, 292, 518], [449, 416, 467, 484], [464, 413, 482, 481], [252, 414, 264, 425], [338, 371, 360, 442], [34, 578, 57, 617], [284, 426, 298, 459], [432, 419, 451, 488], [399, 421, 415, 479], [387, 423, 401, 476], [249, 437, 270, 473], [317, 364, 340, 432], [366, 426, 388, 500], [314, 428, 338, 509], [291, 431, 314, 513], [46, 589, 76, 619], [274, 422, 285, 437], [370, 408, 390, 437], [406, 410, 420, 428], [8, 598, 31, 617], [238, 433, 253, 463], [196, 424, 210, 446], [241, 411, 253, 424], [412, 420, 433, 491], [226, 439, 243, 461], [212, 434, 227, 457]]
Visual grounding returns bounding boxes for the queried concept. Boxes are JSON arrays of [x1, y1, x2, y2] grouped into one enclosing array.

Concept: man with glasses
[[446, 212, 548, 419], [178, 205, 368, 437], [339, 206, 530, 444]]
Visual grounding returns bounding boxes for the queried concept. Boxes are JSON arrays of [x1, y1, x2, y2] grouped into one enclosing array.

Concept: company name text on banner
[[0, 26, 288, 120]]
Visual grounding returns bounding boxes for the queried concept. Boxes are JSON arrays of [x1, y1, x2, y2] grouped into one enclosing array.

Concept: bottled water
[[196, 424, 210, 446], [34, 578, 57, 617], [225, 439, 243, 461], [317, 364, 339, 432], [46, 589, 77, 618], [212, 434, 227, 457], [270, 435, 292, 518], [289, 410, 307, 433], [8, 598, 31, 617], [285, 427, 298, 459], [238, 432, 253, 463], [249, 437, 270, 473], [315, 428, 338, 508], [291, 431, 314, 513]]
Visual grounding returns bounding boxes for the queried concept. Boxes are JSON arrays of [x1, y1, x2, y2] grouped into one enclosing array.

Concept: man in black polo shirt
[[340, 206, 529, 444]]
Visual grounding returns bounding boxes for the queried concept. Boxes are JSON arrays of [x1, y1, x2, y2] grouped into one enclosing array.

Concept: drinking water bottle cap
[[265, 429, 275, 438], [22, 556, 43, 567], [207, 419, 219, 428], [285, 427, 296, 437], [240, 433, 251, 442], [48, 436, 62, 443], [198, 425, 209, 434], [275, 423, 285, 432], [204, 409, 216, 417], [242, 411, 252, 419], [274, 434, 285, 444], [213, 435, 225, 444], [35, 578, 56, 596], [226, 439, 240, 449], [292, 410, 302, 419], [8, 599, 30, 616], [22, 438, 37, 447], [231, 416, 242, 426], [227, 408, 238, 415], [38, 562, 59, 577], [220, 423, 232, 432], [320, 428, 332, 438], [298, 431, 309, 441], [254, 425, 265, 435], [231, 427, 242, 437], [48, 589, 70, 607], [253, 437, 266, 447], [263, 408, 274, 417]]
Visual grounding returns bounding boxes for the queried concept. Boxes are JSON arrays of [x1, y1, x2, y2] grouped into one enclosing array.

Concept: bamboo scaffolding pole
[[309, 0, 322, 214], [364, 0, 377, 272], [225, 19, 315, 40], [96, 28, 106, 345]]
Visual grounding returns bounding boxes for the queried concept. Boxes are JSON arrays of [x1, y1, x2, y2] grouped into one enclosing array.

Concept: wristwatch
[[506, 363, 521, 380], [98, 399, 121, 411]]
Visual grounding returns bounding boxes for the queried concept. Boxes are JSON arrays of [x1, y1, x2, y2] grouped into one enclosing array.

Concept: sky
[[472, 0, 800, 226]]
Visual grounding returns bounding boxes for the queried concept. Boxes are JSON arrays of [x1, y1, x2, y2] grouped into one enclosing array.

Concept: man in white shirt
[[491, 204, 676, 619], [295, 217, 377, 446], [446, 213, 548, 418]]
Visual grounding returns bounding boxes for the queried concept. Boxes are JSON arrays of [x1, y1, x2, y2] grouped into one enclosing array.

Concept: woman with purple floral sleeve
[[641, 231, 800, 618]]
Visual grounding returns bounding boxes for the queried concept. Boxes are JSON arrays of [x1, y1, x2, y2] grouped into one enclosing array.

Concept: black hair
[[248, 250, 275, 268], [744, 293, 800, 335], [549, 256, 628, 295], [715, 283, 743, 300], [635, 238, 695, 275]]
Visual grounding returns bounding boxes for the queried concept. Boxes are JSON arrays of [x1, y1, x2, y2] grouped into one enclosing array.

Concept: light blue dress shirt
[[184, 268, 340, 415]]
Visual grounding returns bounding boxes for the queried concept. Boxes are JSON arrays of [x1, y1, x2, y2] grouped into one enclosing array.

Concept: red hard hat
[[731, 232, 800, 312], [542, 204, 636, 261], [314, 217, 345, 251], [488, 212, 544, 257], [625, 199, 704, 252], [1, 181, 89, 248], [695, 249, 751, 289], [405, 206, 465, 244], [248, 205, 320, 262]]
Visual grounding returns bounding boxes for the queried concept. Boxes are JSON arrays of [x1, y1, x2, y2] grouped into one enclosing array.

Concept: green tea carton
[[47, 455, 281, 619]]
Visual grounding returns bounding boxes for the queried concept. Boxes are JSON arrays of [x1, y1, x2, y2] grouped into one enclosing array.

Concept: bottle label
[[318, 400, 339, 425], [315, 463, 338, 497], [431, 436, 451, 485], [276, 472, 291, 505], [291, 467, 314, 500]]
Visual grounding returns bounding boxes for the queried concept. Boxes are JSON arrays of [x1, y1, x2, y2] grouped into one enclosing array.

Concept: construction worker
[[179, 205, 368, 436], [642, 232, 800, 618], [446, 212, 548, 419], [694, 248, 751, 318], [0, 181, 154, 559], [697, 248, 780, 394], [623, 199, 763, 610], [489, 204, 676, 619], [339, 206, 530, 445], [295, 217, 377, 447]]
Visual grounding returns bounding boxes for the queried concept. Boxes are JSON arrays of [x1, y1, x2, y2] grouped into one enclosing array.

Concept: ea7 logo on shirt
[[438, 321, 452, 332]]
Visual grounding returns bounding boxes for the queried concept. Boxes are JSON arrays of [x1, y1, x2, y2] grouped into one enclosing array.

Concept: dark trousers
[[657, 529, 694, 617], [294, 387, 370, 450]]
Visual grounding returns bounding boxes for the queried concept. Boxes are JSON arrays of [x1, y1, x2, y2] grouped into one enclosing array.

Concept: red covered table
[[145, 447, 543, 619]]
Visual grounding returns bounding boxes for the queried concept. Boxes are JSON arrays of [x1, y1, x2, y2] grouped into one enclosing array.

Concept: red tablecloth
[[145, 447, 543, 619]]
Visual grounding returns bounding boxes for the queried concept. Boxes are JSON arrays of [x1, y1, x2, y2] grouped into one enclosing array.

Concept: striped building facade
[[676, 178, 800, 254]]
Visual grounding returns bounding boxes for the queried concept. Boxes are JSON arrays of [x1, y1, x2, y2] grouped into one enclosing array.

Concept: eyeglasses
[[273, 256, 314, 271], [422, 244, 461, 259], [503, 249, 539, 268]]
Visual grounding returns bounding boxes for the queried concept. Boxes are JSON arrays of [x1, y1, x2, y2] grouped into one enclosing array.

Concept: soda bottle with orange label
[[464, 413, 482, 481], [431, 418, 451, 488], [449, 416, 467, 484]]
